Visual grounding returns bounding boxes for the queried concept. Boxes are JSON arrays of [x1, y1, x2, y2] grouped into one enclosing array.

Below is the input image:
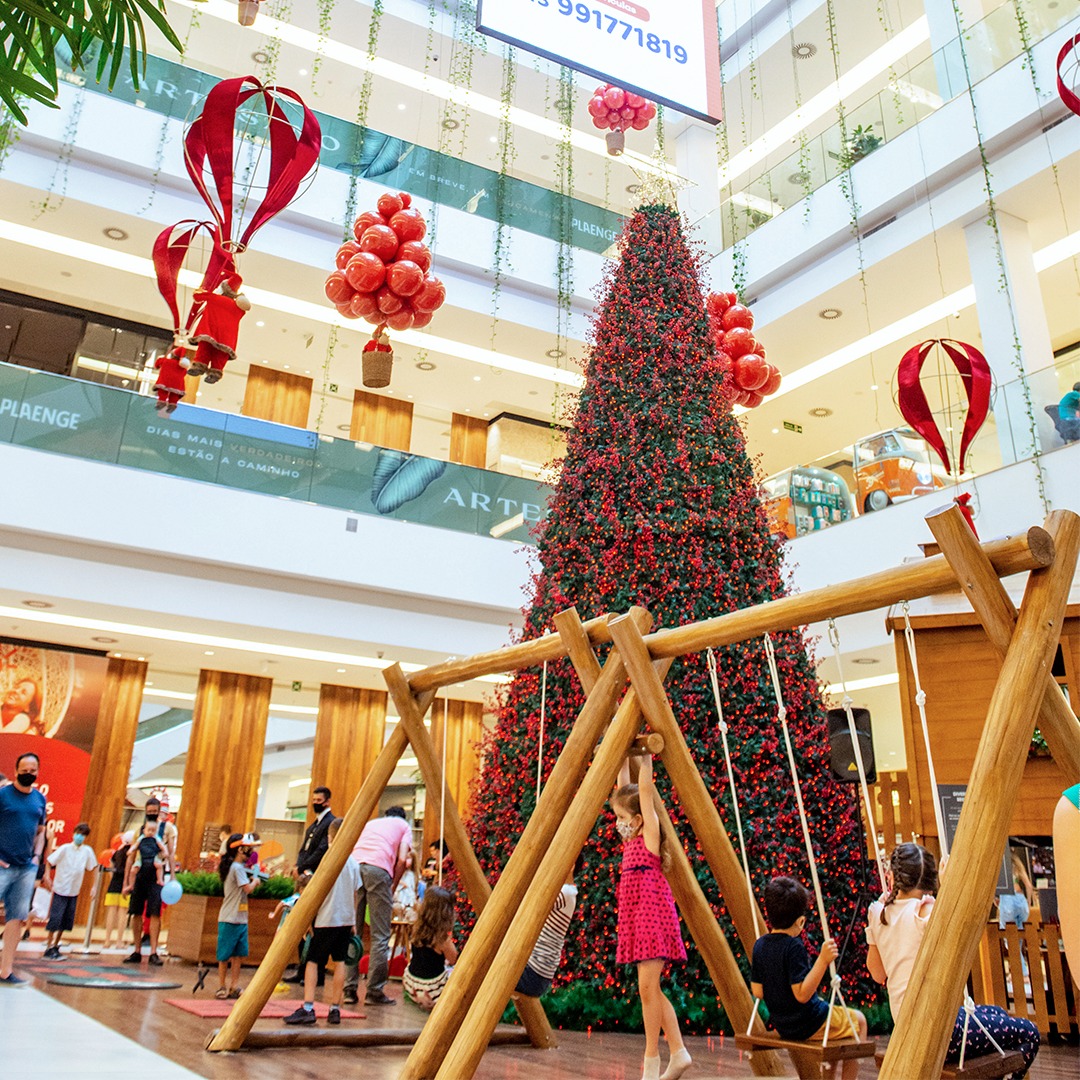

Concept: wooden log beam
[[607, 615, 768, 955], [657, 797, 786, 1077], [206, 712, 422, 1052], [404, 530, 1051, 694], [399, 608, 651, 1080], [222, 1026, 533, 1050], [555, 607, 604, 692], [927, 506, 1080, 781], [433, 619, 671, 1080], [384, 664, 555, 1051], [880, 510, 1080, 1078]]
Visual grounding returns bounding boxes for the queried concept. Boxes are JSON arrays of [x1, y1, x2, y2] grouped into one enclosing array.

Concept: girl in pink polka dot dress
[[612, 752, 691, 1080]]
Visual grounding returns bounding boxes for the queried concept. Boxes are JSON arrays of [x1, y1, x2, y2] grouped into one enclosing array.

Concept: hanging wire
[[827, 619, 888, 893], [536, 660, 548, 805], [438, 694, 448, 888], [763, 633, 846, 1046], [706, 648, 760, 939]]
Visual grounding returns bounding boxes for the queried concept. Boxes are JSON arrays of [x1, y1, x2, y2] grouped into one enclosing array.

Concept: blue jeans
[[0, 864, 37, 922], [344, 863, 393, 996]]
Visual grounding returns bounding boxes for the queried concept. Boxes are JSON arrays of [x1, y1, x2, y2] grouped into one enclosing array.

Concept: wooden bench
[[734, 1032, 877, 1079], [874, 1048, 1027, 1078]]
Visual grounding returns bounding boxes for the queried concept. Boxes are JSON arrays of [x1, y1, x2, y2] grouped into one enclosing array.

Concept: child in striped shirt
[[515, 864, 578, 998]]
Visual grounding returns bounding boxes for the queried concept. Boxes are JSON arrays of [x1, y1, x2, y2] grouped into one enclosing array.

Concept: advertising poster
[[0, 641, 107, 845]]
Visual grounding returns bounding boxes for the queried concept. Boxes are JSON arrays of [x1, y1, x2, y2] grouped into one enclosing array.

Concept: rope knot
[[830, 973, 842, 991], [776, 706, 787, 724], [841, 695, 854, 710], [915, 690, 927, 706]]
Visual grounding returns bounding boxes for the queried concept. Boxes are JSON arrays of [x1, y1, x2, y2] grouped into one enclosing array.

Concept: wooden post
[[400, 608, 650, 1080], [385, 665, 555, 1051], [927, 506, 1080, 780], [657, 798, 786, 1077], [880, 510, 1079, 1078], [554, 607, 604, 691], [607, 615, 768, 954], [426, 698, 484, 853], [207, 716, 419, 1052], [433, 614, 666, 1080]]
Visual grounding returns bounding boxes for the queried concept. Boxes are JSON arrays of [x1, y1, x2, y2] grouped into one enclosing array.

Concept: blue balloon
[[161, 878, 183, 906]]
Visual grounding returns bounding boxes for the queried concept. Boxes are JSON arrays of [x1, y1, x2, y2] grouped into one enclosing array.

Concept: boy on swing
[[751, 877, 867, 1080]]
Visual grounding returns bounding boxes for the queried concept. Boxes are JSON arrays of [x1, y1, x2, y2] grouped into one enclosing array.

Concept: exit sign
[[783, 421, 803, 434]]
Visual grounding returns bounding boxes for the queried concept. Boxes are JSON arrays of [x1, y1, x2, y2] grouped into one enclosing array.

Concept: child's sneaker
[[327, 1006, 341, 1025], [283, 1005, 317, 1026]]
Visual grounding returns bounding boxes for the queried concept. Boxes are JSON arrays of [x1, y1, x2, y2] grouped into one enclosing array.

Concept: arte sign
[[477, 0, 722, 123]]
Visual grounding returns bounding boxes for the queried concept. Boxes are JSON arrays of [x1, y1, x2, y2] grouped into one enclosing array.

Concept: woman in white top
[[865, 843, 1039, 1078]]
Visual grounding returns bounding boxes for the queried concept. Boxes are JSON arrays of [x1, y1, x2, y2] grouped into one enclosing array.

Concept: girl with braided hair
[[865, 843, 1040, 1077]]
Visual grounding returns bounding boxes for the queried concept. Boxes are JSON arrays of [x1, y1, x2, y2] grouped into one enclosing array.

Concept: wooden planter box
[[165, 893, 277, 965]]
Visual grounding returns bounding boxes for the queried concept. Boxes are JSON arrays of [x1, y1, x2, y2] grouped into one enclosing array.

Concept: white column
[[922, 0, 984, 97], [675, 121, 723, 266], [257, 774, 292, 819], [962, 210, 1058, 463]]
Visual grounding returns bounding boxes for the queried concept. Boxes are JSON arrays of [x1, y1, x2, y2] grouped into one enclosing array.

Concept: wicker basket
[[606, 130, 625, 156], [363, 349, 393, 388]]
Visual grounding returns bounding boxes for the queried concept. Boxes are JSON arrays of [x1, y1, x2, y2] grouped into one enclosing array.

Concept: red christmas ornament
[[413, 276, 447, 314], [344, 251, 387, 294], [705, 291, 783, 410], [324, 269, 352, 305], [722, 327, 755, 359], [359, 223, 399, 262], [377, 191, 405, 218], [389, 208, 427, 244], [721, 304, 754, 332], [386, 259, 424, 298], [398, 240, 432, 273], [733, 354, 768, 391], [353, 210, 383, 241]]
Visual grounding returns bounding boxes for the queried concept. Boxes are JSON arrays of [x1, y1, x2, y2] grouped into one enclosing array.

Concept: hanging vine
[[490, 47, 517, 349], [31, 74, 86, 217], [342, 0, 384, 239], [552, 65, 575, 422], [785, 1, 813, 215], [315, 325, 339, 434], [311, 0, 337, 87], [949, 0, 1048, 509]]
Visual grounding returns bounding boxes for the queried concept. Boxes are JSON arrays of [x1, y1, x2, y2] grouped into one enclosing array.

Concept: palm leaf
[[371, 450, 447, 515], [358, 133, 408, 178]]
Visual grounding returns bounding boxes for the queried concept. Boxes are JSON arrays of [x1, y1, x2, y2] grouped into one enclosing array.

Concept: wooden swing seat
[[735, 1031, 876, 1078], [874, 1048, 1027, 1078]]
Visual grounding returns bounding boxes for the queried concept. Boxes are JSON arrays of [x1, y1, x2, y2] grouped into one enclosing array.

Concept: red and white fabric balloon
[[706, 292, 783, 409], [324, 191, 445, 332], [587, 84, 657, 133]]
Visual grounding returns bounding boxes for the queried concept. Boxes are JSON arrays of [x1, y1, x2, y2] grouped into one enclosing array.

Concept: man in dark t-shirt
[[122, 822, 168, 966], [0, 753, 47, 984]]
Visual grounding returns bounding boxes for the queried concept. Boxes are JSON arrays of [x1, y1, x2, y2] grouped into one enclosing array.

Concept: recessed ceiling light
[[626, 183, 641, 194], [792, 42, 817, 59], [416, 360, 436, 371], [788, 171, 810, 185], [283, 364, 289, 369], [397, 103, 407, 110], [528, 390, 538, 396], [251, 50, 269, 64], [22, 600, 53, 608], [256, 320, 265, 327], [818, 308, 842, 320], [146, 681, 154, 687], [137, 656, 146, 662], [337, 423, 351, 432], [298, 68, 308, 76], [336, 667, 347, 673], [103, 227, 128, 241], [472, 375, 481, 381], [204, 650, 215, 656], [442, 118, 460, 130], [545, 348, 565, 359], [852, 657, 880, 665], [870, 384, 879, 391], [92, 636, 118, 643], [488, 135, 498, 143], [554, 97, 572, 111], [772, 428, 780, 434], [808, 407, 833, 418], [60, 270, 72, 277]]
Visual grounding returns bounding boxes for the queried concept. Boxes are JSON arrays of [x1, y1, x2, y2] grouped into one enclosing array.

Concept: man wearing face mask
[[283, 787, 334, 984], [0, 753, 47, 985], [142, 797, 177, 871]]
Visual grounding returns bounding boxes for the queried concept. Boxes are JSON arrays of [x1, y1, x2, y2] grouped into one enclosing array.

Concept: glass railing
[[719, 0, 1074, 248], [50, 50, 623, 256], [0, 362, 551, 544]]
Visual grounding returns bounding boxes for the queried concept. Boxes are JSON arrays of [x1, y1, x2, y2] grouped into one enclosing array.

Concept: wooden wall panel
[[892, 612, 1078, 840], [424, 698, 485, 853], [307, 685, 388, 830], [241, 365, 313, 428], [450, 413, 488, 467], [77, 657, 147, 924], [175, 670, 272, 870], [351, 390, 412, 450]]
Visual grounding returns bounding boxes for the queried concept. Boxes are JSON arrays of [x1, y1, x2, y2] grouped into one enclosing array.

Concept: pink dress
[[616, 836, 687, 965]]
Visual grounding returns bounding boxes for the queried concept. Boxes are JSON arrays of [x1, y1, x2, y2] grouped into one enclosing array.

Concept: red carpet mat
[[166, 998, 366, 1019]]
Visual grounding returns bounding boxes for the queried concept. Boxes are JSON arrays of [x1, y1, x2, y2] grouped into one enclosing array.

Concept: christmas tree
[[467, 203, 878, 1034]]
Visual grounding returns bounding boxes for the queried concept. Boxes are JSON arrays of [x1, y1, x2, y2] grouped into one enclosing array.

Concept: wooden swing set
[[206, 505, 1080, 1080]]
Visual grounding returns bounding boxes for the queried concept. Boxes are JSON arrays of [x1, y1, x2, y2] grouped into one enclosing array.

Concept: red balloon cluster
[[586, 84, 657, 133], [323, 191, 446, 331], [707, 292, 782, 409]]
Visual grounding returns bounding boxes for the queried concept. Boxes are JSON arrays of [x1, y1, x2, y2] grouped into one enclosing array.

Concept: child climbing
[[403, 885, 458, 1011], [612, 752, 691, 1080], [515, 859, 579, 999], [866, 843, 1040, 1078], [751, 876, 867, 1079]]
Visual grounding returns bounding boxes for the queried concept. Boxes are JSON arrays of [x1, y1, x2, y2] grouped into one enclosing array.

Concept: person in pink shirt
[[343, 806, 412, 1006]]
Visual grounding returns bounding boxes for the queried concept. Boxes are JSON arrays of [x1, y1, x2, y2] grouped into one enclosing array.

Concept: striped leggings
[[945, 1005, 1040, 1078]]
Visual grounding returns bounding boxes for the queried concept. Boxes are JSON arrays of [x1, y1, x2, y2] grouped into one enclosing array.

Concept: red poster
[[0, 644, 107, 845]]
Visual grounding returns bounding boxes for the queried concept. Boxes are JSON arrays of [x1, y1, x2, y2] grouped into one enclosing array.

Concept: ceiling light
[[771, 428, 779, 434], [442, 118, 460, 130], [288, 777, 313, 788], [336, 668, 346, 673], [818, 308, 842, 320], [92, 636, 118, 643], [416, 360, 436, 371], [256, 320, 265, 327], [102, 227, 128, 241], [204, 650, 215, 656], [788, 171, 810, 186], [298, 68, 308, 76], [488, 135, 498, 143], [851, 657, 880, 665], [251, 50, 269, 63], [337, 423, 351, 432], [473, 375, 481, 381], [792, 43, 817, 59], [398, 103, 407, 110], [545, 348, 565, 359], [808, 407, 833, 418], [870, 384, 879, 391], [137, 656, 146, 662], [22, 600, 53, 608], [0, 220, 586, 389], [825, 673, 899, 694]]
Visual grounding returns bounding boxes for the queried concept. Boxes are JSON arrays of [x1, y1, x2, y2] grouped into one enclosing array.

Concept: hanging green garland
[[490, 47, 517, 349], [311, 0, 337, 87], [32, 71, 86, 216]]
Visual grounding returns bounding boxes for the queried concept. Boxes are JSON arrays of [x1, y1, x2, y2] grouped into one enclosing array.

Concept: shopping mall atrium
[[0, 0, 1077, 1077]]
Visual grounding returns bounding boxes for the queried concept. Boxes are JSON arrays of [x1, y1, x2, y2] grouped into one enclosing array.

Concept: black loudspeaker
[[827, 707, 877, 783]]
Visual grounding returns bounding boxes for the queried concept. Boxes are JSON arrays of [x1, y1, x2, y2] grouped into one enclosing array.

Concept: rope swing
[[438, 694, 448, 888], [762, 633, 847, 1046], [536, 659, 548, 805]]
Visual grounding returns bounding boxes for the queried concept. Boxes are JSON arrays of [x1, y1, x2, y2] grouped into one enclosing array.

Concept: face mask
[[616, 819, 637, 841], [145, 814, 159, 822], [312, 802, 325, 813], [16, 772, 36, 787], [73, 834, 86, 846]]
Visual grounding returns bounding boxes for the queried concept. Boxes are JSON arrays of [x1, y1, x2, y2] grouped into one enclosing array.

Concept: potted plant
[[838, 124, 883, 168], [167, 871, 296, 964]]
